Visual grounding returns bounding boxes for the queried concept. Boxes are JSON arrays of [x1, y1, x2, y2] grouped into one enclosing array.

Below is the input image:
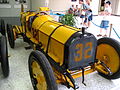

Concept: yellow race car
[[6, 5, 120, 90]]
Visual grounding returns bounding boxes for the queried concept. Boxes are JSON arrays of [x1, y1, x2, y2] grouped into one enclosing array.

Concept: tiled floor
[[0, 16, 120, 90]]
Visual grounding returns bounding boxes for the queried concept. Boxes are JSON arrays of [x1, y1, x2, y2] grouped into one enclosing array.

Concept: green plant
[[59, 14, 76, 27]]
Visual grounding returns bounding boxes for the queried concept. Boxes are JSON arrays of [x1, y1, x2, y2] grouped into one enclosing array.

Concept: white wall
[[109, 0, 119, 14], [0, 0, 30, 17], [110, 0, 120, 15], [116, 0, 120, 15], [31, 0, 46, 11], [91, 0, 99, 15], [48, 0, 79, 11], [31, 0, 78, 11], [48, 0, 71, 11]]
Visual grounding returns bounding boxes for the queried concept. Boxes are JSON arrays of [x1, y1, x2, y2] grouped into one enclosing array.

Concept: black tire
[[96, 37, 120, 79], [0, 19, 6, 35], [0, 36, 9, 77], [28, 50, 58, 90], [6, 24, 15, 48]]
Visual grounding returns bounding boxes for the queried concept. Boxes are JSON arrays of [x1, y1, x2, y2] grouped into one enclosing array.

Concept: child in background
[[68, 5, 75, 14], [97, 1, 112, 37], [74, 5, 80, 16]]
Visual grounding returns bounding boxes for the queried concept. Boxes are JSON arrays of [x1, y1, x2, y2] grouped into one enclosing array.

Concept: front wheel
[[96, 38, 120, 79], [0, 36, 9, 77], [28, 50, 58, 90]]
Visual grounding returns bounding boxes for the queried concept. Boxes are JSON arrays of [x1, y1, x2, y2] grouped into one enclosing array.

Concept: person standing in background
[[97, 1, 112, 37], [68, 5, 75, 14], [104, 1, 112, 15], [83, 0, 92, 27], [79, 0, 85, 25], [74, 5, 80, 16], [79, 0, 92, 27], [71, 4, 75, 11]]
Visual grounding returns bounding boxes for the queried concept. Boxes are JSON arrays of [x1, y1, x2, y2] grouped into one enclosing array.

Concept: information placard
[[0, 4, 11, 8]]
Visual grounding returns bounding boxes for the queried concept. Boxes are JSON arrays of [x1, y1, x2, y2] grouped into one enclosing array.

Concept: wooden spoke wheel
[[6, 24, 15, 48], [28, 50, 58, 90], [0, 36, 9, 77], [96, 38, 120, 79]]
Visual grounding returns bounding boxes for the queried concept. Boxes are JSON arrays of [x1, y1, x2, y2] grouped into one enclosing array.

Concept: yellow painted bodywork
[[19, 11, 96, 77], [39, 7, 50, 11], [13, 25, 23, 33], [32, 15, 80, 65], [14, 7, 120, 86], [12, 25, 23, 39], [20, 13, 92, 85], [19, 12, 80, 65]]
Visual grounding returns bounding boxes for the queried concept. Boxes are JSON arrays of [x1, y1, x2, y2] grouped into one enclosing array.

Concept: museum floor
[[0, 16, 120, 90]]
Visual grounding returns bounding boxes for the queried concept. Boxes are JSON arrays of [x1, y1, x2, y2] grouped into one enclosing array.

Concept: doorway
[[99, 0, 105, 11], [99, 0, 119, 15]]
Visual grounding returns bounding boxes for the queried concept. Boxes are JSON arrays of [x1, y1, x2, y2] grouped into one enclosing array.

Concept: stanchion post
[[109, 24, 112, 37]]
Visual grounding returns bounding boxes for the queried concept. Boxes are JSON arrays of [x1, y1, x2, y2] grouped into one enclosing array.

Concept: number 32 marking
[[75, 42, 93, 62]]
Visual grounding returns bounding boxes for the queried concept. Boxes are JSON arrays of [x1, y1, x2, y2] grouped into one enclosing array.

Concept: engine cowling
[[31, 15, 97, 70], [64, 32, 97, 70]]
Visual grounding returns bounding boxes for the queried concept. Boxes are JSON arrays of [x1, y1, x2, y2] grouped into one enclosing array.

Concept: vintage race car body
[[6, 5, 120, 90], [21, 12, 97, 70]]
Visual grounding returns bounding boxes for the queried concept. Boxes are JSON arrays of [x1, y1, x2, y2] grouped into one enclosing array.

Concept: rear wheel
[[0, 19, 6, 35], [28, 50, 58, 90], [0, 36, 9, 77], [96, 38, 120, 79], [6, 24, 15, 48]]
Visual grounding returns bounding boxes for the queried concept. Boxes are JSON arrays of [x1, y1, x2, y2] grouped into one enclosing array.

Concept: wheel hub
[[31, 61, 47, 90], [102, 55, 110, 64]]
